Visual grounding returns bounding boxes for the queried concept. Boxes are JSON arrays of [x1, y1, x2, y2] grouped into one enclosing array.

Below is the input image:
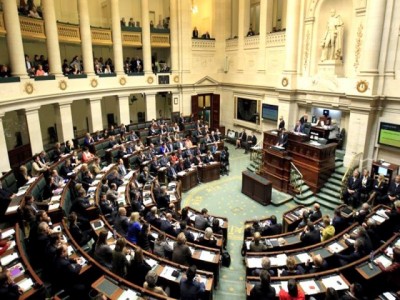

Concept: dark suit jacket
[[387, 182, 400, 198], [249, 283, 276, 300], [53, 256, 82, 287], [300, 229, 321, 246], [172, 243, 192, 266], [261, 223, 282, 236], [347, 176, 362, 192], [114, 214, 129, 236], [180, 278, 205, 300], [277, 133, 288, 148]]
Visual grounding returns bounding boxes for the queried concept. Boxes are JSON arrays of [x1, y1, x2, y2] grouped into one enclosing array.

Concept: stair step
[[295, 189, 313, 200], [332, 173, 343, 181], [336, 166, 347, 174], [294, 195, 315, 206], [314, 196, 340, 210], [316, 192, 342, 205], [324, 182, 342, 193], [320, 187, 341, 198], [327, 177, 342, 186], [335, 161, 343, 168]]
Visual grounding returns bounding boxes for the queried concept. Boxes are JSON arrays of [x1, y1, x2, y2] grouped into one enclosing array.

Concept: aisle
[[181, 144, 295, 299]]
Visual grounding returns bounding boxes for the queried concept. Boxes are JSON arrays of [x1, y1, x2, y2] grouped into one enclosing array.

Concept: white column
[[257, 0, 268, 72], [78, 0, 95, 75], [141, 0, 152, 74], [359, 0, 387, 75], [237, 0, 250, 72], [2, 0, 27, 78], [42, 0, 62, 76], [169, 0, 178, 73], [110, 0, 124, 75], [55, 102, 74, 143], [118, 95, 130, 125], [145, 93, 157, 121], [25, 108, 44, 155], [283, 0, 300, 75], [87, 98, 103, 132], [0, 114, 11, 172]]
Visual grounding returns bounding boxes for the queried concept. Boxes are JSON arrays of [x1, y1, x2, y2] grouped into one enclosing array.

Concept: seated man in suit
[[194, 208, 211, 230], [243, 131, 257, 154], [342, 169, 362, 207], [299, 221, 321, 246], [309, 203, 322, 222], [261, 215, 282, 236], [275, 129, 288, 149], [378, 175, 400, 206], [293, 121, 302, 133], [138, 166, 154, 184], [166, 162, 178, 182], [149, 156, 160, 177]]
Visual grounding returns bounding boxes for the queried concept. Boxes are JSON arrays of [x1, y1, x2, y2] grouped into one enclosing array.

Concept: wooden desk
[[198, 162, 220, 183], [241, 171, 272, 206], [262, 146, 291, 193], [282, 205, 305, 232], [178, 168, 199, 192]]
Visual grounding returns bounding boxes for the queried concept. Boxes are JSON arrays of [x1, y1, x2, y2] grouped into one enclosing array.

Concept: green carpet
[[181, 143, 333, 299]]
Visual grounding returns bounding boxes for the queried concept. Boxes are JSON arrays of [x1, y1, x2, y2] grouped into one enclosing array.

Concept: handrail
[[290, 162, 303, 195], [340, 152, 363, 199]]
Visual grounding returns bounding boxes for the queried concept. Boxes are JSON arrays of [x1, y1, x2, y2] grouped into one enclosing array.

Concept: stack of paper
[[145, 258, 158, 268], [247, 257, 262, 268], [297, 253, 311, 264], [17, 277, 34, 292], [200, 251, 215, 262], [6, 205, 19, 214], [299, 280, 320, 295], [374, 255, 393, 268], [327, 242, 344, 253], [322, 275, 348, 291], [372, 214, 386, 224], [48, 203, 60, 211], [118, 289, 139, 300], [0, 252, 18, 266], [160, 266, 179, 281]]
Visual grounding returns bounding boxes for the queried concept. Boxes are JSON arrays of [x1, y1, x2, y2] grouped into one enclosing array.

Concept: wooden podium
[[262, 131, 337, 193], [241, 171, 272, 206]]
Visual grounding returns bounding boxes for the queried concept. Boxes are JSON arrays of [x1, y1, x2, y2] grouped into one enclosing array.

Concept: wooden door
[[211, 94, 220, 130], [191, 95, 199, 122]]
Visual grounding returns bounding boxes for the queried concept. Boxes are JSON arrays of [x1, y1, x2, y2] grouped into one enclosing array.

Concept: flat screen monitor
[[237, 98, 258, 124], [262, 104, 278, 121], [377, 166, 388, 176], [377, 122, 400, 149], [323, 109, 330, 117]]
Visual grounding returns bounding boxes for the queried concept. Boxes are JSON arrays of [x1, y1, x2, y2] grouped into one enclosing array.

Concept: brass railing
[[340, 152, 363, 199], [290, 162, 304, 196]]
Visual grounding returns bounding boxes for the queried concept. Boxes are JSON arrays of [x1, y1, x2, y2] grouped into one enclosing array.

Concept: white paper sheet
[[118, 289, 139, 300], [200, 251, 215, 261], [247, 257, 262, 268], [327, 242, 344, 253], [17, 277, 34, 292], [0, 252, 18, 266], [321, 275, 348, 291], [299, 280, 320, 295]]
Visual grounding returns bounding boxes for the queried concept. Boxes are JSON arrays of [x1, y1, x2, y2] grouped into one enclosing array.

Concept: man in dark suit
[[249, 270, 275, 300], [278, 116, 285, 131], [180, 265, 205, 299], [299, 114, 308, 125], [177, 220, 195, 242], [309, 203, 322, 222], [261, 215, 282, 236], [379, 175, 400, 205], [194, 208, 211, 230], [243, 131, 257, 154], [149, 156, 160, 177], [276, 129, 288, 149], [167, 162, 178, 182], [160, 213, 178, 236], [342, 169, 362, 206], [332, 238, 365, 267], [300, 222, 321, 246], [114, 207, 129, 236]]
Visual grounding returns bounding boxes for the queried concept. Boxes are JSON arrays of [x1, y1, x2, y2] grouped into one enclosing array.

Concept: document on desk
[[271, 281, 288, 294], [118, 289, 139, 300], [143, 197, 153, 205], [191, 231, 200, 240], [299, 280, 320, 295], [6, 205, 19, 214], [200, 251, 215, 262], [160, 266, 180, 281], [322, 275, 348, 291], [0, 252, 18, 266], [247, 257, 262, 269], [374, 255, 392, 268], [51, 195, 62, 202], [177, 171, 186, 176], [67, 245, 75, 256], [371, 214, 386, 224], [245, 240, 251, 250], [17, 277, 34, 293], [48, 203, 60, 211], [125, 170, 135, 179], [297, 253, 312, 264], [145, 258, 158, 268], [270, 254, 287, 267], [327, 242, 344, 253], [189, 247, 195, 255]]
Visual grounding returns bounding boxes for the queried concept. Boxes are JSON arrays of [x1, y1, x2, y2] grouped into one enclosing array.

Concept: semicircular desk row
[[241, 205, 399, 299], [1, 155, 230, 299]]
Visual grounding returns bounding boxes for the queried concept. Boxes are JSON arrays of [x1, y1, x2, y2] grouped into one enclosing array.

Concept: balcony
[[57, 22, 81, 43], [150, 33, 170, 48], [226, 38, 238, 51], [19, 15, 45, 40], [192, 38, 216, 51]]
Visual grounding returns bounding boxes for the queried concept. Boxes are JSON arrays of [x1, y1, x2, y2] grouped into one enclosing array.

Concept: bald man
[[309, 203, 322, 222]]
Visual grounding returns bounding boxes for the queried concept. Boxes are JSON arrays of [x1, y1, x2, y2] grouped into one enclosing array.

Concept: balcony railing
[[91, 27, 112, 46], [150, 33, 170, 48], [192, 38, 215, 51], [266, 31, 286, 47], [244, 35, 259, 49], [122, 31, 142, 47], [19, 16, 45, 40], [0, 12, 5, 36], [57, 22, 81, 43], [226, 38, 238, 51]]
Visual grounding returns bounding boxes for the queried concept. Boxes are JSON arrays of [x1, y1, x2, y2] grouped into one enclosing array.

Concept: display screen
[[262, 104, 278, 121], [237, 98, 258, 124], [378, 122, 400, 148]]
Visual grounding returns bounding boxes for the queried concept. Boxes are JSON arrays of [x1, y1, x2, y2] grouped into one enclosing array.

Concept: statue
[[320, 9, 344, 61]]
